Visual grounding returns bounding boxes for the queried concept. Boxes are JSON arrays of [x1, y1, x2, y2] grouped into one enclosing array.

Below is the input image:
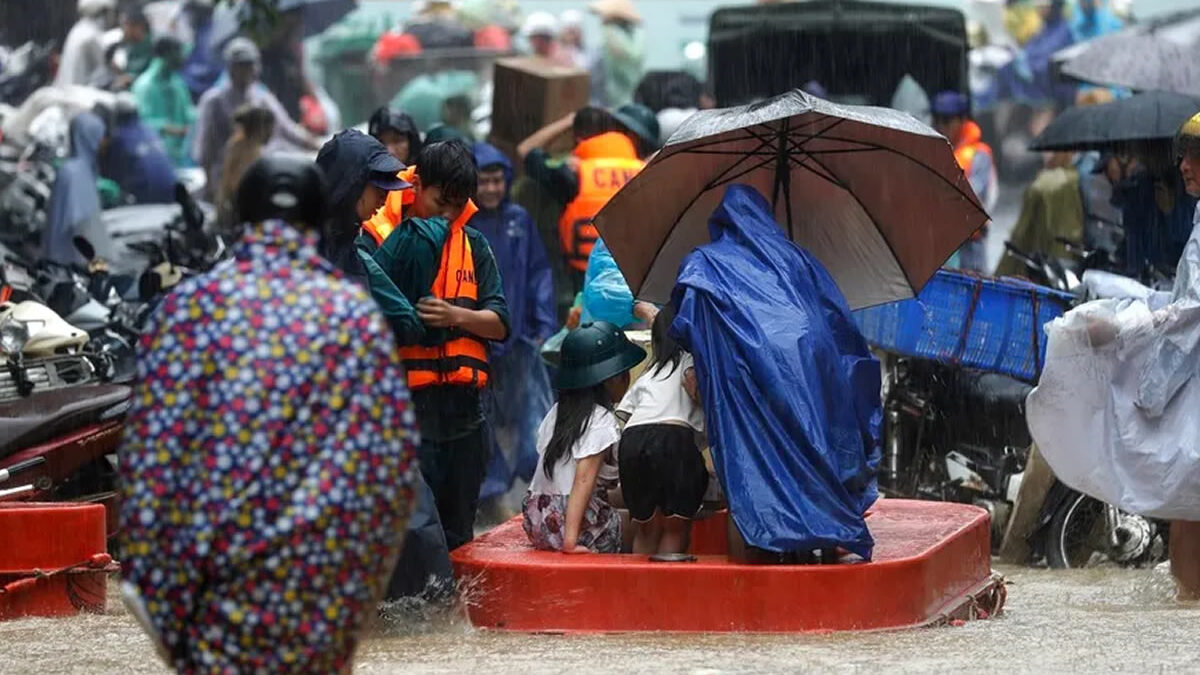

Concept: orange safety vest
[[953, 121, 993, 240], [375, 167, 486, 390], [557, 132, 645, 273], [362, 166, 416, 246], [953, 120, 993, 175]]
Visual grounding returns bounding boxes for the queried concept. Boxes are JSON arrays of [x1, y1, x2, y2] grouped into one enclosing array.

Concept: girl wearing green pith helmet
[[523, 321, 645, 553]]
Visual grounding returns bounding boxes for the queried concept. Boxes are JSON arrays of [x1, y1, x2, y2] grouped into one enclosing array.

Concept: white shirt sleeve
[[615, 378, 642, 420], [571, 408, 621, 461]]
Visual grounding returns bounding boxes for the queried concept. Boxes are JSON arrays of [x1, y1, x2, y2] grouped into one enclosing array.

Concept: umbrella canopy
[[1060, 10, 1200, 96], [592, 89, 988, 310], [1030, 91, 1200, 152]]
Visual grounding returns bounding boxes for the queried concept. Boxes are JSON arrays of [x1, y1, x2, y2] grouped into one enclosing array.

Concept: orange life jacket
[[557, 132, 644, 273], [953, 120, 993, 175], [953, 121, 994, 240], [366, 166, 486, 389], [361, 166, 480, 246]]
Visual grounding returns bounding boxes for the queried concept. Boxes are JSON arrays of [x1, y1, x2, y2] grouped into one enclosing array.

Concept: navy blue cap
[[366, 150, 410, 191], [931, 91, 970, 118]]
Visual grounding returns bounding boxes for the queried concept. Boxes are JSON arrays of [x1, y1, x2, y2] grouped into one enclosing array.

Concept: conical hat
[[588, 0, 642, 23]]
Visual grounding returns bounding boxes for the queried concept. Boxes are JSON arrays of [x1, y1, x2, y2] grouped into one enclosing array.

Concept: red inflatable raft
[[452, 499, 1005, 633], [0, 502, 116, 620]]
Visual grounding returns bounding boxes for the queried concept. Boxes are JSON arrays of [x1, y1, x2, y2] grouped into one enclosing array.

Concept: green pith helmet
[[556, 321, 647, 391], [1175, 112, 1200, 160]]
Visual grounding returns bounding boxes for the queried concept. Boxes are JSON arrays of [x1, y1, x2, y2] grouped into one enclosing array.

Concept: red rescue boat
[[0, 502, 117, 620], [452, 499, 1005, 633]]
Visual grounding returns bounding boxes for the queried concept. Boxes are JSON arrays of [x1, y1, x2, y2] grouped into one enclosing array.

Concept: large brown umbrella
[[592, 89, 989, 309]]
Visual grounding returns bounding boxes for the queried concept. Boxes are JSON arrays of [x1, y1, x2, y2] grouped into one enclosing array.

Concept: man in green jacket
[[132, 36, 196, 167]]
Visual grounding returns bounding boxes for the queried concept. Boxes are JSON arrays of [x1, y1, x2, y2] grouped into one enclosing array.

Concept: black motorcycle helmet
[[235, 156, 327, 227], [367, 106, 423, 161]]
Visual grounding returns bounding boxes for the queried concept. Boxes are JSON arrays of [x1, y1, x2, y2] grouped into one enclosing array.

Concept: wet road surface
[[1, 564, 1197, 674]]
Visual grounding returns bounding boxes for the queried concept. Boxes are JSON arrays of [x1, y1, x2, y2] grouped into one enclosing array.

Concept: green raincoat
[[131, 57, 196, 167], [600, 23, 646, 108], [356, 217, 449, 346]]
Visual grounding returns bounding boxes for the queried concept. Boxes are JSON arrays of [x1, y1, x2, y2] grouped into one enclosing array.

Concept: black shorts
[[618, 423, 708, 523]]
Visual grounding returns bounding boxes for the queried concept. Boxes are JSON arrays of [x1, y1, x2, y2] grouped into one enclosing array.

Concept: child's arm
[[683, 367, 701, 405], [563, 451, 606, 553]]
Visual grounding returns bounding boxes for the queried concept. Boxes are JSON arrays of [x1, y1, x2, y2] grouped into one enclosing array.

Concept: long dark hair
[[650, 305, 684, 377], [543, 384, 613, 480]]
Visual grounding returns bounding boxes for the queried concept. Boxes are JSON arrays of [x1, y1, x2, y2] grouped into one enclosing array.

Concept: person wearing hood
[[314, 129, 411, 281], [42, 111, 116, 267], [471, 142, 557, 509], [57, 0, 116, 86], [98, 97, 179, 205], [193, 38, 321, 200], [132, 36, 195, 167], [313, 129, 460, 602], [369, 106, 423, 165], [1071, 0, 1124, 42]]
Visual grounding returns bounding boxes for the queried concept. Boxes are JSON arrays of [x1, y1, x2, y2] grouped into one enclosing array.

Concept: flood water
[[2, 564, 1196, 673]]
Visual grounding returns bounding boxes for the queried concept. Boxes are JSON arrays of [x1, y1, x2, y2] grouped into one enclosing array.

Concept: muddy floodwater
[[1, 564, 1197, 673]]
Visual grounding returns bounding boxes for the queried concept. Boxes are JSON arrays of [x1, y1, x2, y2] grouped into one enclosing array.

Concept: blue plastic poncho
[[670, 185, 882, 559]]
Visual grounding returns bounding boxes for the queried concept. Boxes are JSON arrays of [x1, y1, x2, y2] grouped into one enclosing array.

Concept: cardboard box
[[490, 56, 590, 154]]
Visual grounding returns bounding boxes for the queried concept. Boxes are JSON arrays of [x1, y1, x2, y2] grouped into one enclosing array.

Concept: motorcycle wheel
[[1047, 492, 1167, 569], [1047, 492, 1107, 569]]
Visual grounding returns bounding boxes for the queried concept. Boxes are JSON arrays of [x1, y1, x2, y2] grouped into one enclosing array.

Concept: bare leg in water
[[659, 516, 692, 555], [1170, 520, 1200, 601]]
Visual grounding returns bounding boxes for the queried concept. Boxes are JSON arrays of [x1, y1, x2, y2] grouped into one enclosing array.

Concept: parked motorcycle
[[879, 244, 1170, 568], [879, 354, 1031, 547]]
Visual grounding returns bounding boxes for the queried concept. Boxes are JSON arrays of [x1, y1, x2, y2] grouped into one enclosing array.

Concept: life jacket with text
[[557, 132, 645, 273], [370, 167, 487, 389]]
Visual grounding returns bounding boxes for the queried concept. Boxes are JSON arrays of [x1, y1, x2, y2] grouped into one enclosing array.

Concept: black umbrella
[[1030, 91, 1200, 152], [1060, 10, 1200, 96], [593, 89, 988, 310]]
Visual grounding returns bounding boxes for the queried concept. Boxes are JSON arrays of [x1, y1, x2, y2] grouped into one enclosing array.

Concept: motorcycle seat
[[0, 384, 132, 460], [957, 370, 1034, 414]]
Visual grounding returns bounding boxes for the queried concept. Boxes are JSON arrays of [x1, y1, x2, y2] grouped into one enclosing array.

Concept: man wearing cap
[[314, 129, 412, 282], [57, 0, 116, 86], [521, 12, 563, 63], [932, 91, 998, 273], [192, 37, 321, 200]]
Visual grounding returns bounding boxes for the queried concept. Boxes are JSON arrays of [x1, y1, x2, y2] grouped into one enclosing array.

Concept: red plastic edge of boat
[[451, 499, 1005, 633]]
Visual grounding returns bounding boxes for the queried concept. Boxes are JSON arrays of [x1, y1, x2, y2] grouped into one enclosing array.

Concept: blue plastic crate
[[853, 270, 1073, 382]]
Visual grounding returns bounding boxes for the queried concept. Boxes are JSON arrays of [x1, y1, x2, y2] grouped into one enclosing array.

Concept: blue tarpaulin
[[670, 185, 882, 559]]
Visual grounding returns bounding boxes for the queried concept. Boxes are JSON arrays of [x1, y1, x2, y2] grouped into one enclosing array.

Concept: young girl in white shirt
[[616, 306, 708, 555], [523, 321, 646, 553]]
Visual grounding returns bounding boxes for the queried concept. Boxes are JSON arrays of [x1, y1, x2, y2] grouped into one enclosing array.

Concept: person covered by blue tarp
[[42, 111, 116, 267], [470, 141, 557, 505], [99, 99, 179, 205], [669, 184, 882, 561], [1071, 0, 1124, 43]]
